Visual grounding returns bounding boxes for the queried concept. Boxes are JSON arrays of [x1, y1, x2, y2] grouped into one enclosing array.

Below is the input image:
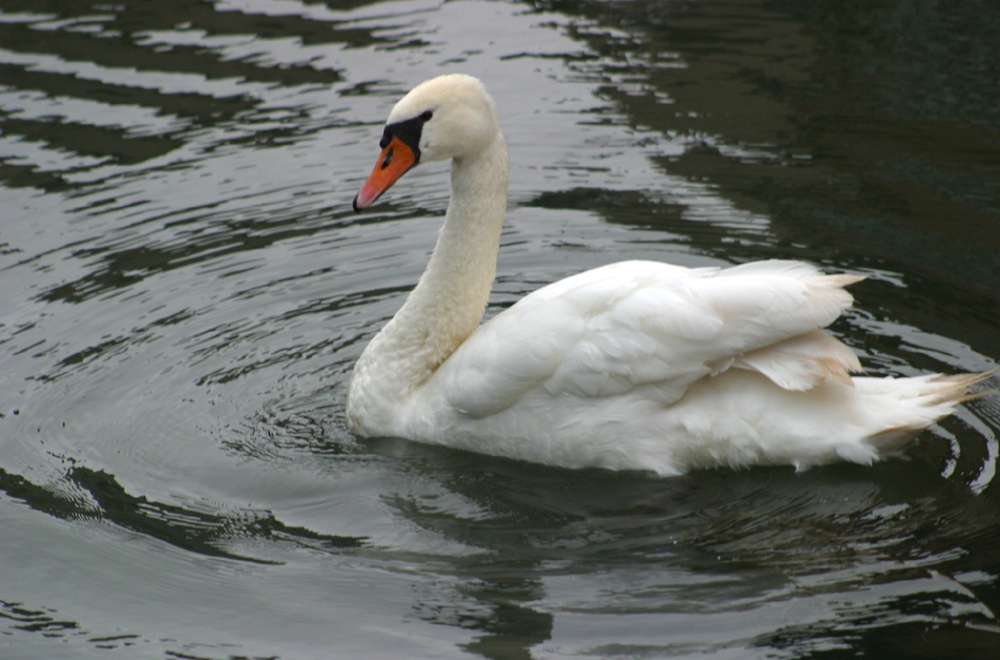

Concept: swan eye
[[419, 110, 433, 122]]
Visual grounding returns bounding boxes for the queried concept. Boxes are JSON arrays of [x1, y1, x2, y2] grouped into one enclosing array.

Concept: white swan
[[346, 73, 986, 476]]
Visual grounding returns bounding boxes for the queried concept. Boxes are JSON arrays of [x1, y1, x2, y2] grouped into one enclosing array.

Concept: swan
[[345, 73, 987, 476]]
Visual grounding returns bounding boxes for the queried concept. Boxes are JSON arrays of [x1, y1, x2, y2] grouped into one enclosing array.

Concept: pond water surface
[[2, 1, 1000, 659]]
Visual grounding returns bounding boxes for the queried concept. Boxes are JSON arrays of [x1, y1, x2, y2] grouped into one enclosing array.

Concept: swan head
[[353, 74, 500, 211]]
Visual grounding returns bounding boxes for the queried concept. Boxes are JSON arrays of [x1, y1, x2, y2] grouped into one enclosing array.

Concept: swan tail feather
[[859, 371, 995, 457], [923, 371, 997, 405]]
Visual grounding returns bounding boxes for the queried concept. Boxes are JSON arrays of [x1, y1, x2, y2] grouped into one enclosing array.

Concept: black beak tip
[[352, 194, 361, 213]]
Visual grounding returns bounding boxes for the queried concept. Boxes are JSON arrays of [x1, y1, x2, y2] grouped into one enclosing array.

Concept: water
[[2, 0, 999, 658]]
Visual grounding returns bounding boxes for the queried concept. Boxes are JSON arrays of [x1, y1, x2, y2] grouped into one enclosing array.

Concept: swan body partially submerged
[[346, 73, 986, 475]]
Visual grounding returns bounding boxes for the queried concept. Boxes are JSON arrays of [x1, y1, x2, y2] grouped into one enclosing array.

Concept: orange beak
[[353, 135, 417, 212]]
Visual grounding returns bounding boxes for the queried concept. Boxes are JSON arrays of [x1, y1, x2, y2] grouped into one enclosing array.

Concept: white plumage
[[346, 73, 986, 476]]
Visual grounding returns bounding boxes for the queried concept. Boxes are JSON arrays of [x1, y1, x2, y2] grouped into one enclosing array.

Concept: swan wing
[[432, 259, 863, 419]]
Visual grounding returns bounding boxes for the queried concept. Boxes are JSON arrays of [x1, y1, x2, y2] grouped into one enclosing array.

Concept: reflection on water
[[2, 0, 1000, 658]]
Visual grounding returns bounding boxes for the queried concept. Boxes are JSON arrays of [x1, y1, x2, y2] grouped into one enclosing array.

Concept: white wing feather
[[434, 260, 863, 419]]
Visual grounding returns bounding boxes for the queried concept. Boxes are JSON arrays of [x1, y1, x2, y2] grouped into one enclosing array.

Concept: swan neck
[[348, 132, 508, 433], [405, 132, 508, 352]]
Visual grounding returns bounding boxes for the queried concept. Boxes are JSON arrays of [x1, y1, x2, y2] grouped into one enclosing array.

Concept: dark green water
[[2, 1, 999, 658]]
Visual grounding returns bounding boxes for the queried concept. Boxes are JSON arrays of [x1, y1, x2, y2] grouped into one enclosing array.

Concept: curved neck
[[415, 135, 509, 320], [351, 132, 508, 421]]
